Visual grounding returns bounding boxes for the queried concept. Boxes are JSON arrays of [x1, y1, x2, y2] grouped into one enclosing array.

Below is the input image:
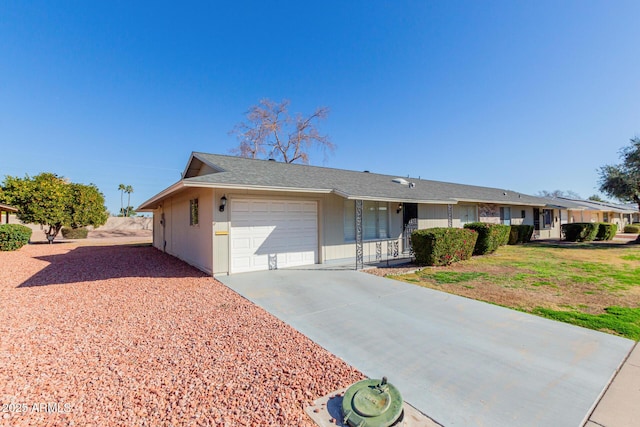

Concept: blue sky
[[1, 1, 639, 214]]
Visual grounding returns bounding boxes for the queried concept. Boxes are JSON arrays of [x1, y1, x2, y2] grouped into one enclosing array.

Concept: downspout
[[160, 205, 166, 253], [355, 200, 363, 270]]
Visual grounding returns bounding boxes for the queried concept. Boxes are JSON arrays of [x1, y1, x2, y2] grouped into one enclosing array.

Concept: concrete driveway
[[217, 269, 635, 427]]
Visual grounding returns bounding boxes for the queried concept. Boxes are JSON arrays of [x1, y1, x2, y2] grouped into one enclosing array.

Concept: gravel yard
[[0, 243, 364, 426]]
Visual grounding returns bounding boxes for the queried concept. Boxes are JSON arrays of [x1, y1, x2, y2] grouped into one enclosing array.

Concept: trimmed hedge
[[61, 227, 89, 239], [0, 224, 32, 251], [624, 225, 640, 234], [595, 223, 617, 241], [411, 228, 478, 266], [508, 224, 535, 245], [561, 222, 599, 242], [463, 222, 510, 255]]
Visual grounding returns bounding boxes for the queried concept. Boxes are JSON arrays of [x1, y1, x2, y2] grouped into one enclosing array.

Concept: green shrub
[[595, 223, 618, 241], [508, 227, 519, 245], [561, 222, 599, 242], [411, 228, 478, 266], [508, 224, 535, 245], [61, 227, 88, 239], [0, 224, 32, 251], [463, 222, 510, 255], [624, 224, 640, 234]]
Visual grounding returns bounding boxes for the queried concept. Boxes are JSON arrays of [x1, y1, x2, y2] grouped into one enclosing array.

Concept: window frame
[[344, 200, 389, 242], [190, 198, 199, 226]]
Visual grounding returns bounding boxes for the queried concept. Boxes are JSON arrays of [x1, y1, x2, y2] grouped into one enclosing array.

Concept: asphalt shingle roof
[[546, 197, 637, 213], [182, 152, 550, 206]]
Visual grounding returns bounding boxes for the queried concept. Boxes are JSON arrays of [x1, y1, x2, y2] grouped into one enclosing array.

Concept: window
[[190, 198, 199, 226], [344, 200, 389, 241], [500, 207, 511, 225], [344, 200, 355, 240], [364, 201, 388, 239]]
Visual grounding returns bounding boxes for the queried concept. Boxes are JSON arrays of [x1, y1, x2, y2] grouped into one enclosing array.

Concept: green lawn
[[390, 242, 640, 340]]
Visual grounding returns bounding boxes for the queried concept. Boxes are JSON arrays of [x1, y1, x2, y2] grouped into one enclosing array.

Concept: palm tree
[[125, 185, 134, 217], [118, 184, 126, 217]]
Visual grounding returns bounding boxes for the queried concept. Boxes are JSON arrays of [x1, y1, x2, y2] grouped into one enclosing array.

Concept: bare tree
[[536, 189, 582, 199], [231, 99, 334, 163]]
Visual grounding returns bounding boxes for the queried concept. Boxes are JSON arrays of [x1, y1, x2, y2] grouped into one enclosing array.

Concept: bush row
[[561, 222, 618, 242], [508, 224, 535, 245], [61, 227, 89, 239], [596, 223, 617, 241], [463, 222, 511, 255], [0, 224, 32, 251], [411, 222, 513, 266], [411, 220, 623, 266], [624, 224, 640, 234], [411, 228, 478, 266]]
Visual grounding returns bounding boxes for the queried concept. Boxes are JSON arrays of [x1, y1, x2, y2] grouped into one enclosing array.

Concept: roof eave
[[137, 181, 185, 211], [137, 181, 335, 211], [184, 181, 334, 194], [0, 203, 18, 212], [453, 198, 547, 207]]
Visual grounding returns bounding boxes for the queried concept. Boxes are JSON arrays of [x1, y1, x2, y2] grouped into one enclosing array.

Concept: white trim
[[453, 198, 545, 207]]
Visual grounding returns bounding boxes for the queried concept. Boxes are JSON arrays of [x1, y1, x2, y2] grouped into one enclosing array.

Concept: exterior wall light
[[219, 195, 227, 212], [397, 203, 403, 214]]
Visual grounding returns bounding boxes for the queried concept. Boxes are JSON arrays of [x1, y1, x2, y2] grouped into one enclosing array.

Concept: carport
[[0, 203, 18, 224], [217, 269, 634, 427]]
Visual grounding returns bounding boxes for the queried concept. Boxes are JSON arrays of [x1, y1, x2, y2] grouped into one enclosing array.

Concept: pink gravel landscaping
[[0, 243, 364, 426]]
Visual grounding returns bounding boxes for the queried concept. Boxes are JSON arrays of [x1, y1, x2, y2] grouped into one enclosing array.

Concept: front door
[[402, 203, 418, 253], [533, 208, 540, 231]]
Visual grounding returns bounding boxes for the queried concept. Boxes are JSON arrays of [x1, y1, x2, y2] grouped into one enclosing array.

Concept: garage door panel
[[230, 199, 318, 273], [233, 201, 251, 212], [271, 202, 286, 212], [231, 237, 251, 250]]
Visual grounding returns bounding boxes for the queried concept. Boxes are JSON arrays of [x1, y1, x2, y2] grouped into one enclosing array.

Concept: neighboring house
[[138, 153, 562, 275], [547, 197, 637, 227], [609, 202, 640, 225], [0, 203, 18, 225]]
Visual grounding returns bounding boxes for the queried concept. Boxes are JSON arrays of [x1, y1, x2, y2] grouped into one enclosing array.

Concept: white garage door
[[230, 199, 318, 273]]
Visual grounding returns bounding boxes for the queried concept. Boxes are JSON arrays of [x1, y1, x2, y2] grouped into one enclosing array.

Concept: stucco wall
[[567, 210, 602, 223], [152, 184, 569, 275], [153, 188, 214, 274], [478, 203, 500, 224], [418, 204, 450, 229]]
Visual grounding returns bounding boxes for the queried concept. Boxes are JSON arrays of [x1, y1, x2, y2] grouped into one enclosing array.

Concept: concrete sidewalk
[[586, 341, 639, 427], [218, 269, 635, 427]]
